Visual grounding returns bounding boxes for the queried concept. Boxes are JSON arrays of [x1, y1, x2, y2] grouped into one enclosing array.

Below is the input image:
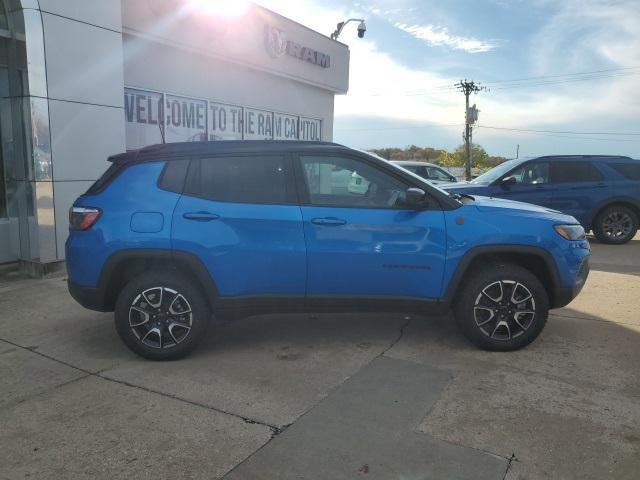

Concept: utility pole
[[455, 80, 486, 181]]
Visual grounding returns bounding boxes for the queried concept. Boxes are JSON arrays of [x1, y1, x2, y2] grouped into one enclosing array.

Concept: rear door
[[549, 161, 610, 224], [294, 152, 447, 301], [493, 161, 554, 207], [172, 153, 306, 298]]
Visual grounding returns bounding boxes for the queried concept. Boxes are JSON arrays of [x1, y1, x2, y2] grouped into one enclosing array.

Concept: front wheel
[[454, 263, 549, 351], [114, 271, 211, 360], [593, 205, 638, 245]]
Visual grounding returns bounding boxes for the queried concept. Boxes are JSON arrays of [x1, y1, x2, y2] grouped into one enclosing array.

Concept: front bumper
[[552, 256, 590, 308]]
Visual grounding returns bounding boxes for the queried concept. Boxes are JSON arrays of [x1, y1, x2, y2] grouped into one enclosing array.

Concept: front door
[[172, 153, 306, 298], [494, 161, 554, 207], [295, 153, 447, 302]]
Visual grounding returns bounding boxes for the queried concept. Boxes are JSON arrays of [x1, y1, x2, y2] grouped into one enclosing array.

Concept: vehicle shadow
[[587, 234, 640, 276]]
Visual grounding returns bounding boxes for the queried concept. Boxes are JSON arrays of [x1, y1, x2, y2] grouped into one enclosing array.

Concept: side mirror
[[500, 176, 516, 188], [405, 187, 427, 208]]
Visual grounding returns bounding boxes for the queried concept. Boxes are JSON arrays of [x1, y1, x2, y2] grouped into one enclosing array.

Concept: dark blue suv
[[443, 155, 640, 244], [66, 141, 590, 360]]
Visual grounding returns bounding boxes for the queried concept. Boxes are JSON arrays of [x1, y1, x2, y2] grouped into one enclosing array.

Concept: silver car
[[391, 161, 458, 185]]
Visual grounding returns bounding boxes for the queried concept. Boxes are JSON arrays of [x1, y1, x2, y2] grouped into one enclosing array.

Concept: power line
[[337, 122, 462, 132], [477, 125, 640, 136], [364, 66, 640, 97], [475, 126, 639, 143], [482, 66, 640, 85]]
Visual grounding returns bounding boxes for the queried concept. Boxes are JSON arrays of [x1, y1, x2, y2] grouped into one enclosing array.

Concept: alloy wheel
[[473, 280, 536, 341], [602, 211, 633, 240], [129, 286, 193, 349]]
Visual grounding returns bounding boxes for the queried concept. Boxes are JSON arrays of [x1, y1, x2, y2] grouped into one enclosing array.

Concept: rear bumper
[[552, 256, 590, 308], [68, 280, 109, 312]]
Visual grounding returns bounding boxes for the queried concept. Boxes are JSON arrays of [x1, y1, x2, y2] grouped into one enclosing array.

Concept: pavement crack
[[502, 453, 518, 479], [95, 373, 282, 433], [381, 316, 412, 356], [0, 336, 282, 434]]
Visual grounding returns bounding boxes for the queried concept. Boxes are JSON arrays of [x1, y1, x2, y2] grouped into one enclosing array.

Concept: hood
[[440, 182, 486, 192], [470, 195, 577, 222]]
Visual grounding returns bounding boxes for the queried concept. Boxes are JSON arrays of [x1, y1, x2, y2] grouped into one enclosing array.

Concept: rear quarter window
[[85, 162, 127, 195], [158, 159, 190, 193]]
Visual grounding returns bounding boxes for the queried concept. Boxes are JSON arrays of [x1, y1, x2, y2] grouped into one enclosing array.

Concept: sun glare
[[186, 0, 250, 18]]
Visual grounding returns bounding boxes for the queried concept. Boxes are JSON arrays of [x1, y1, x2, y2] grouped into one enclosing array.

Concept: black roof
[[109, 140, 346, 163], [523, 155, 636, 162]]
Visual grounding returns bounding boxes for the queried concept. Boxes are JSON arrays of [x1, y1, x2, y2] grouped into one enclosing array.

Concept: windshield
[[470, 158, 523, 185]]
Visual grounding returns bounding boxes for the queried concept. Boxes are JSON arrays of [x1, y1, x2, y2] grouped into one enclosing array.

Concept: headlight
[[554, 224, 585, 240]]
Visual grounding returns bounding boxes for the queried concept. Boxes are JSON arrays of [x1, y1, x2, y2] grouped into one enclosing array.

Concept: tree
[[369, 144, 506, 170]]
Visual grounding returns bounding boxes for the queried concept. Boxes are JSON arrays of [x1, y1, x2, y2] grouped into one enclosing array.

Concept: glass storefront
[[0, 1, 54, 263]]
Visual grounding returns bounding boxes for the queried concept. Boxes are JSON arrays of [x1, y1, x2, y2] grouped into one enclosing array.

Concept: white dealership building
[[0, 0, 350, 272]]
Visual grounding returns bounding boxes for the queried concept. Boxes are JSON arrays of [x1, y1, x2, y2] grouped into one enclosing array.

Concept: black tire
[[592, 205, 638, 245], [114, 270, 211, 360], [454, 263, 549, 351]]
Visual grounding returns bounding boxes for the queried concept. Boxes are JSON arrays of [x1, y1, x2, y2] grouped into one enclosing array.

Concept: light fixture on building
[[330, 18, 366, 40]]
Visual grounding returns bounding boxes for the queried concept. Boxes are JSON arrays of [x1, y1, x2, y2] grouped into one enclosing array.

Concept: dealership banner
[[124, 87, 322, 149]]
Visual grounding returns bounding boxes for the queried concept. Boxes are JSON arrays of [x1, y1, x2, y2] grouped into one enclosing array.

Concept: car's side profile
[[391, 160, 458, 185], [442, 155, 640, 244], [66, 141, 590, 360]]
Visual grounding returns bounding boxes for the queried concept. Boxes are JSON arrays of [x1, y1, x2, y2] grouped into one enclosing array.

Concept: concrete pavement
[[0, 234, 639, 479]]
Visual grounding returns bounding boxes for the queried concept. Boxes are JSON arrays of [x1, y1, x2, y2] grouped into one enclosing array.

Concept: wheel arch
[[98, 249, 218, 312], [588, 197, 640, 229], [443, 245, 562, 308]]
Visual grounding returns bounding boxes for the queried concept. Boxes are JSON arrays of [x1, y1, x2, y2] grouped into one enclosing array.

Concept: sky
[[255, 0, 640, 158]]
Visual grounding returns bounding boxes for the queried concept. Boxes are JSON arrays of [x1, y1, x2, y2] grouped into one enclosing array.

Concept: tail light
[[69, 206, 101, 230]]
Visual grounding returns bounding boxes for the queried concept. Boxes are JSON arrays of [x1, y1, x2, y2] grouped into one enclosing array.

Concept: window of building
[[611, 163, 640, 180], [300, 155, 407, 208], [185, 155, 288, 204], [550, 161, 604, 183], [508, 162, 549, 184]]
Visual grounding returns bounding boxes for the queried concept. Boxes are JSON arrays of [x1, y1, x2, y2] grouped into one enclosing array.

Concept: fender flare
[[96, 248, 219, 310], [442, 244, 563, 307]]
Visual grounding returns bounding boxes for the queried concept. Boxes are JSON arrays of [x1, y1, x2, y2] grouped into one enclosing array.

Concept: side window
[[550, 162, 604, 183], [300, 155, 408, 208], [158, 159, 190, 193], [427, 166, 453, 181], [508, 162, 549, 185], [611, 163, 640, 180], [185, 155, 288, 204]]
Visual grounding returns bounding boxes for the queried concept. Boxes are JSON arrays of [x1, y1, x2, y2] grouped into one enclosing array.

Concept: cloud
[[255, 0, 639, 156], [395, 22, 496, 53]]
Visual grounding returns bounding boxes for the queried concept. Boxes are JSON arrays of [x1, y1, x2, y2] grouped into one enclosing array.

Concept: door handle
[[183, 211, 220, 222], [311, 217, 347, 226]]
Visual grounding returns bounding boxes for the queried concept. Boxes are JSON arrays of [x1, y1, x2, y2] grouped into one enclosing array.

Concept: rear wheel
[[454, 263, 549, 351], [114, 271, 211, 360], [593, 205, 638, 245]]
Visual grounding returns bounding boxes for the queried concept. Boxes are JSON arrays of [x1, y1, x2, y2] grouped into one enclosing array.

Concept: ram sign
[[124, 87, 322, 150]]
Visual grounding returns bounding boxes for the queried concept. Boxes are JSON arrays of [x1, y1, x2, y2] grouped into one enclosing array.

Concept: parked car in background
[[66, 141, 590, 360], [391, 161, 459, 185], [442, 155, 640, 244]]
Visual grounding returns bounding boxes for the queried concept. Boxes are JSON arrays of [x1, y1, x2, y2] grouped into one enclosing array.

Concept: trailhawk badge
[[264, 24, 331, 68]]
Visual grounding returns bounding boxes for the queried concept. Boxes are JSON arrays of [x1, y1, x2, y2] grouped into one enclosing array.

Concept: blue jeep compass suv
[[443, 155, 640, 244], [66, 141, 590, 360]]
